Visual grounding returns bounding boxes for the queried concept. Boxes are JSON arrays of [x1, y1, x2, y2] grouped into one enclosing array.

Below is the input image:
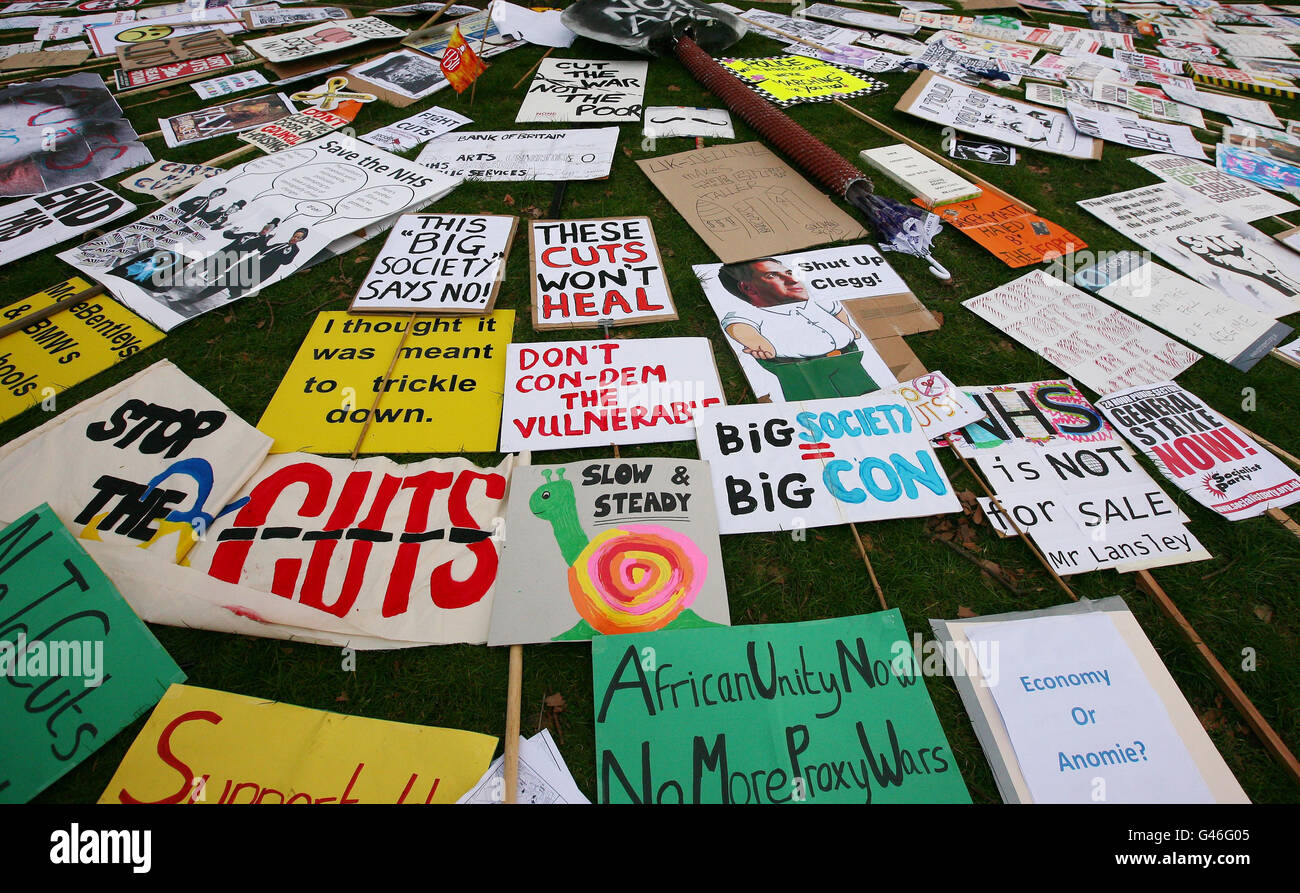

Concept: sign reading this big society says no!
[[696, 394, 960, 535]]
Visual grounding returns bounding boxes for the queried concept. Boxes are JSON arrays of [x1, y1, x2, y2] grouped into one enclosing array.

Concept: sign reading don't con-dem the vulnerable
[[257, 310, 513, 454]]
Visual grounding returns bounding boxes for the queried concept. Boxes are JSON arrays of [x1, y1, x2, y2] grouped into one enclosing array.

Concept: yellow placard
[[257, 310, 514, 454], [719, 56, 880, 105], [0, 278, 164, 424], [99, 684, 497, 804]]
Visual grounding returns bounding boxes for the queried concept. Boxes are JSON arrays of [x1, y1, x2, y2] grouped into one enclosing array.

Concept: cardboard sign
[[530, 217, 676, 330], [861, 144, 982, 208], [948, 380, 1209, 575], [158, 93, 297, 148], [1189, 61, 1298, 96], [1074, 252, 1293, 371], [963, 271, 1200, 394], [1078, 184, 1300, 318], [516, 59, 647, 124], [489, 459, 731, 645], [116, 28, 233, 70], [0, 278, 164, 423], [0, 182, 134, 268], [247, 16, 406, 63], [591, 611, 972, 804], [237, 105, 351, 153], [718, 56, 885, 106], [896, 72, 1102, 159], [348, 49, 451, 106], [183, 452, 511, 643], [693, 246, 920, 403], [361, 105, 470, 152], [352, 213, 514, 315], [926, 194, 1086, 267], [500, 338, 725, 452], [0, 73, 151, 199], [1066, 101, 1207, 159], [0, 47, 91, 69], [936, 602, 1248, 803], [0, 359, 271, 562], [112, 49, 254, 89], [60, 135, 458, 332], [1130, 152, 1298, 220], [415, 128, 619, 182], [192, 70, 268, 98], [0, 504, 184, 803], [1098, 382, 1300, 519], [637, 143, 869, 264], [258, 310, 513, 453], [100, 684, 496, 804], [696, 394, 960, 535], [120, 160, 223, 200]]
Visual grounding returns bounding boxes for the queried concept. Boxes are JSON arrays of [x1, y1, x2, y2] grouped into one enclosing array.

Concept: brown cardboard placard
[[0, 48, 91, 70], [116, 30, 236, 72]]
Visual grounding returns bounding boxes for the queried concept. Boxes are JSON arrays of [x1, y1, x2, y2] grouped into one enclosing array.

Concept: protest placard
[[116, 28, 233, 70], [591, 611, 972, 804], [925, 194, 1086, 267], [1089, 82, 1207, 128], [743, 6, 872, 43], [416, 128, 619, 181], [112, 48, 255, 89], [489, 459, 730, 645], [500, 338, 725, 452], [637, 143, 869, 264], [258, 310, 512, 453], [88, 10, 243, 56], [1130, 152, 1299, 220], [1098, 381, 1300, 519], [158, 93, 297, 148], [778, 43, 909, 75], [934, 600, 1249, 802], [1217, 142, 1300, 192], [963, 271, 1201, 393], [348, 50, 449, 106], [861, 143, 982, 208], [1066, 101, 1207, 159], [718, 56, 885, 106], [530, 217, 675, 330], [243, 6, 348, 29], [361, 105, 470, 151], [120, 160, 223, 201], [0, 183, 134, 268], [516, 59, 647, 124], [0, 278, 164, 423], [696, 394, 961, 535], [896, 72, 1102, 159], [100, 684, 496, 803], [238, 105, 352, 153], [643, 106, 734, 139], [192, 70, 268, 99], [0, 504, 184, 803], [246, 16, 406, 64]]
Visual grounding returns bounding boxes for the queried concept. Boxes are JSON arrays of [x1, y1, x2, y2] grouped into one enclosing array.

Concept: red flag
[[440, 26, 487, 94]]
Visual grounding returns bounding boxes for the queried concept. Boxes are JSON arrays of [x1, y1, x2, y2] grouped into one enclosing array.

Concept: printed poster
[[245, 17, 407, 64], [100, 684, 496, 803], [258, 310, 513, 453], [0, 182, 134, 267], [1130, 152, 1299, 220], [112, 48, 255, 89], [1065, 101, 1207, 159], [120, 160, 223, 200], [1217, 142, 1300, 192], [499, 338, 726, 452], [1098, 381, 1300, 519], [643, 107, 735, 140], [1, 505, 185, 803], [696, 394, 960, 535], [530, 217, 676, 329], [158, 92, 297, 148], [348, 50, 448, 105], [489, 459, 731, 645], [192, 70, 269, 99], [516, 59, 647, 124], [591, 611, 972, 804]]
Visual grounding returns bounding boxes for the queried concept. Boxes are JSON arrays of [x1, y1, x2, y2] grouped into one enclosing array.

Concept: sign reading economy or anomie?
[[99, 684, 497, 804], [0, 279, 164, 424], [530, 217, 676, 329], [258, 310, 513, 454], [0, 505, 185, 803], [696, 394, 961, 535], [591, 611, 972, 804], [499, 338, 726, 452]]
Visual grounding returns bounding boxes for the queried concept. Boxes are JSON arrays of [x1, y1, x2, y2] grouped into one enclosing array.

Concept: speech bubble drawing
[[221, 148, 319, 188], [317, 184, 416, 224], [281, 199, 334, 224]]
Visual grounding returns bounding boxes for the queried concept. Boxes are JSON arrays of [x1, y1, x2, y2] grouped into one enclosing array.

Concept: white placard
[[360, 105, 470, 152], [245, 16, 405, 64], [0, 183, 135, 267], [192, 70, 269, 98], [516, 59, 647, 124], [1066, 100, 1207, 159], [860, 143, 982, 207], [643, 106, 734, 139], [416, 128, 619, 182], [1130, 152, 1299, 220]]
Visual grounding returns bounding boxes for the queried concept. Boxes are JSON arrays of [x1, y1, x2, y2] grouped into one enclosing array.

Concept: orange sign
[[918, 194, 1086, 268], [440, 26, 487, 94]]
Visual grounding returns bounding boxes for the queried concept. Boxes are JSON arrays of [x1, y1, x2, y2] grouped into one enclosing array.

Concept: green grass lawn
[[4, 0, 1300, 804]]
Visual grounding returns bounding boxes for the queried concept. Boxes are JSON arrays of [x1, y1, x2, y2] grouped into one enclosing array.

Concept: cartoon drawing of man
[[718, 258, 881, 401]]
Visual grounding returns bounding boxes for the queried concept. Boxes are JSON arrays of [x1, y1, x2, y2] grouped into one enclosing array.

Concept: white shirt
[[722, 298, 855, 358]]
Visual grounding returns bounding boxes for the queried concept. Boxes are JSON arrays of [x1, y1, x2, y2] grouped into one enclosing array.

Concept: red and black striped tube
[[673, 35, 869, 199]]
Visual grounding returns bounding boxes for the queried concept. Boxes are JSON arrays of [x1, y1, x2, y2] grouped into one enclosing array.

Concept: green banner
[[592, 609, 971, 804], [0, 504, 185, 803]]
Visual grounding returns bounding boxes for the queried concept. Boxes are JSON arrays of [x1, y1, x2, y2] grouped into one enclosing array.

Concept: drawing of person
[[176, 187, 227, 224], [1177, 233, 1300, 297], [717, 258, 881, 401], [186, 217, 282, 304], [253, 227, 309, 285], [197, 198, 247, 230]]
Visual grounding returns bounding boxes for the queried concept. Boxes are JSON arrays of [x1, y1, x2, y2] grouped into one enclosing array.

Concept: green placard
[[0, 504, 185, 803], [592, 610, 972, 804]]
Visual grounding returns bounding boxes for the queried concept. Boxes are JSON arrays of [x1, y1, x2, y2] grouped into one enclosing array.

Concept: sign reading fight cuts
[[696, 394, 960, 535]]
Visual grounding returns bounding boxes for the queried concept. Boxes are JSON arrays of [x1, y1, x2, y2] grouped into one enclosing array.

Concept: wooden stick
[[204, 144, 257, 168], [1271, 347, 1300, 370], [416, 0, 459, 32], [503, 643, 523, 803], [1231, 417, 1300, 471], [953, 448, 1078, 602], [118, 59, 262, 100], [349, 312, 415, 459], [833, 100, 1040, 214], [0, 284, 106, 340], [849, 523, 888, 610], [469, 0, 492, 108], [1133, 569, 1300, 787], [138, 129, 163, 141], [512, 47, 552, 89]]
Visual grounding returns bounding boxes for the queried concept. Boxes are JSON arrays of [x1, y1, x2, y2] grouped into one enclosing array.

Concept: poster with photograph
[[1130, 152, 1299, 220], [0, 182, 134, 267], [516, 59, 647, 124], [349, 49, 448, 105], [0, 73, 151, 198], [861, 143, 982, 208], [499, 338, 726, 452], [896, 72, 1102, 159], [489, 459, 731, 646], [416, 128, 618, 181], [159, 92, 296, 148], [246, 16, 406, 64], [353, 213, 515, 314], [530, 217, 676, 329], [58, 135, 459, 331]]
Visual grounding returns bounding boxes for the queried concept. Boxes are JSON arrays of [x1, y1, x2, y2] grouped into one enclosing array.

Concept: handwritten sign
[[926, 194, 1086, 267], [516, 59, 647, 124], [416, 128, 618, 182], [719, 56, 885, 106]]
